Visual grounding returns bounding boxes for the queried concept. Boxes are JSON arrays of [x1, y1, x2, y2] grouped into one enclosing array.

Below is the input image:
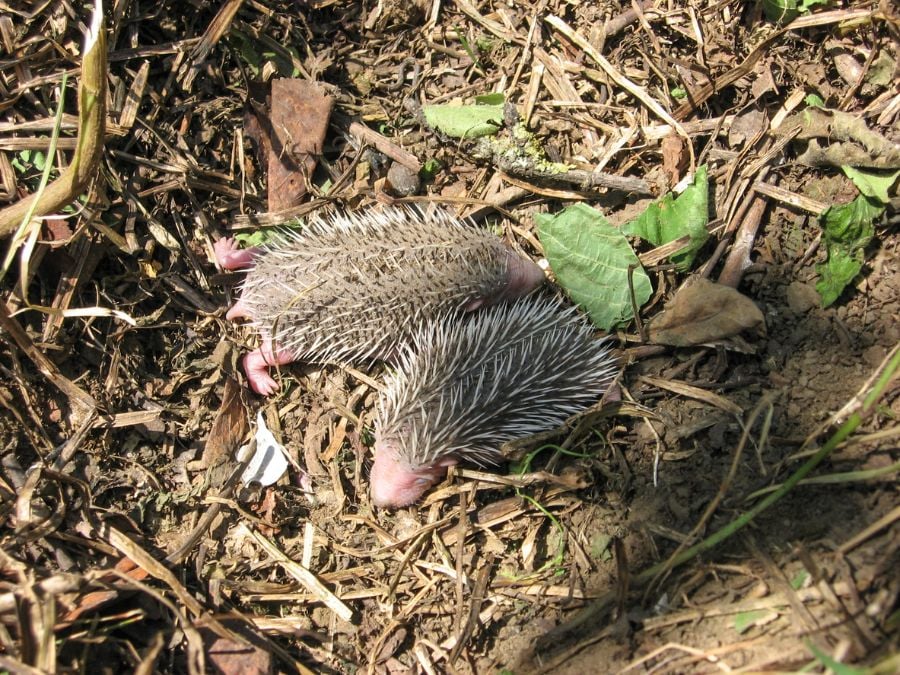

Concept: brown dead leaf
[[661, 134, 685, 187], [244, 81, 271, 175], [60, 557, 149, 624], [44, 218, 74, 242], [252, 488, 279, 536], [200, 377, 249, 470], [750, 61, 777, 100], [267, 79, 334, 212], [205, 632, 272, 675], [648, 276, 765, 347], [728, 109, 767, 148]]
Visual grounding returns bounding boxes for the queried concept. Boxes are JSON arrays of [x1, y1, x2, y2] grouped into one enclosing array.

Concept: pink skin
[[215, 237, 292, 394], [465, 252, 545, 310], [370, 440, 458, 507], [214, 237, 258, 271], [243, 338, 299, 396]]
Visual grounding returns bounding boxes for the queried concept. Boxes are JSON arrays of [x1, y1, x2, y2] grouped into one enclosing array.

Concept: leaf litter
[[0, 1, 898, 674]]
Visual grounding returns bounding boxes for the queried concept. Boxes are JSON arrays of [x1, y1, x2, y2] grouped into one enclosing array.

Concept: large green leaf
[[622, 165, 709, 271], [422, 101, 504, 138], [815, 195, 881, 307], [841, 166, 900, 203], [537, 203, 652, 330]]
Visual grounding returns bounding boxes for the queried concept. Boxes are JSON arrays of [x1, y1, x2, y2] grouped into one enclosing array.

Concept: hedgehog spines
[[375, 295, 618, 469]]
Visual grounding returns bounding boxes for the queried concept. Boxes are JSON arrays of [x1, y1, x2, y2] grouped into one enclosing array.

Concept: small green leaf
[[798, 0, 831, 11], [816, 248, 863, 308], [622, 165, 710, 271], [422, 101, 504, 138], [453, 28, 483, 74], [474, 92, 504, 106], [815, 195, 881, 307], [804, 93, 825, 108], [475, 36, 495, 52], [866, 50, 895, 86], [235, 227, 291, 247], [790, 569, 810, 590], [537, 203, 652, 330], [229, 31, 262, 77], [421, 158, 442, 178], [806, 641, 866, 675], [762, 0, 798, 23], [841, 166, 900, 204], [733, 609, 774, 634]]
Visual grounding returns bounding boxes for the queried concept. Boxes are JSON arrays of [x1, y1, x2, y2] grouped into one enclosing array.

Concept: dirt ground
[[1, 1, 898, 674]]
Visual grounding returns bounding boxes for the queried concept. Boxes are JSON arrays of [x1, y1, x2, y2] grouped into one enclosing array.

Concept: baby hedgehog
[[215, 206, 545, 394], [371, 295, 618, 507]]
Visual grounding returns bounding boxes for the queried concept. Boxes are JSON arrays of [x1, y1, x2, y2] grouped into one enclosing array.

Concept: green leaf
[[229, 31, 262, 77], [475, 92, 504, 106], [32, 151, 47, 172], [806, 641, 866, 675], [798, 0, 831, 11], [622, 165, 710, 271], [762, 0, 798, 23], [815, 195, 881, 307], [816, 248, 863, 308], [866, 50, 895, 87], [422, 101, 504, 138], [590, 534, 613, 561], [804, 93, 825, 108], [537, 203, 652, 330], [454, 28, 483, 73], [235, 227, 292, 247], [421, 158, 442, 178], [790, 569, 810, 590], [733, 609, 774, 635], [841, 166, 900, 204]]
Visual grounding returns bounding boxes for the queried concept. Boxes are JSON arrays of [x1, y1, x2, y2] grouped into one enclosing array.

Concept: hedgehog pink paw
[[225, 298, 253, 321], [242, 343, 297, 396], [214, 237, 257, 270]]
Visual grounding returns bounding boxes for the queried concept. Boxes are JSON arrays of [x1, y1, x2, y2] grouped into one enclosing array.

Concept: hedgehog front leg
[[214, 237, 258, 270], [243, 338, 297, 395], [215, 238, 260, 321]]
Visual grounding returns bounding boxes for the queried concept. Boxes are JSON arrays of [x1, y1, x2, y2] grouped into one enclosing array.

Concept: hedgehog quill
[[215, 206, 545, 394], [371, 296, 618, 507]]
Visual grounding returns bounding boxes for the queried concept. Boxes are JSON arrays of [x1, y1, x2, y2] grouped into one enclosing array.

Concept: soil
[[0, 1, 897, 674]]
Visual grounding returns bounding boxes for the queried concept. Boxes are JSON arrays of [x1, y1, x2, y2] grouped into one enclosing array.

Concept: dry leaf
[[661, 134, 685, 186], [267, 79, 334, 211], [205, 631, 272, 675], [648, 276, 765, 347], [200, 377, 249, 470]]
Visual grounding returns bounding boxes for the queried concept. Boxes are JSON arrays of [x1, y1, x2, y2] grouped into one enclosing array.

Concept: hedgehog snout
[[370, 440, 457, 508], [500, 250, 545, 302]]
